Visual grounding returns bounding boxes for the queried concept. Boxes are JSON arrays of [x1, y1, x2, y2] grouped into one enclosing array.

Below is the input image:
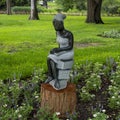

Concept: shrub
[[99, 29, 120, 39], [108, 62, 120, 109], [88, 112, 108, 120], [12, 6, 41, 14]]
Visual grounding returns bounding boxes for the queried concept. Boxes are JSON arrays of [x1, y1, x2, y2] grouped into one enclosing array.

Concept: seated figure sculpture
[[45, 13, 74, 90]]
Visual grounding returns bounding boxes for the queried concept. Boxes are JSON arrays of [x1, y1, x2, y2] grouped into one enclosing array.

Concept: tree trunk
[[40, 83, 77, 118], [86, 0, 104, 24], [29, 0, 39, 20], [6, 0, 12, 15], [43, 0, 48, 8]]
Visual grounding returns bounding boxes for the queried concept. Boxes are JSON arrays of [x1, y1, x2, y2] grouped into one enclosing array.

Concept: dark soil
[[74, 42, 101, 48]]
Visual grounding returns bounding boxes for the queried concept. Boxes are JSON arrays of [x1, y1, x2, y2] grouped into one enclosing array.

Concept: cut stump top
[[41, 83, 76, 93]]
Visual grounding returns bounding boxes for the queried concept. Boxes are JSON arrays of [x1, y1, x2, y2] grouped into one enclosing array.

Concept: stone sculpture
[[45, 13, 74, 90]]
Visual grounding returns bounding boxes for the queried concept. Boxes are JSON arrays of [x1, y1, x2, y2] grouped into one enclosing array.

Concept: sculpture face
[[53, 20, 64, 31]]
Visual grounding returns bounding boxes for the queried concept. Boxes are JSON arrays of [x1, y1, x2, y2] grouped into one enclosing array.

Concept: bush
[[12, 6, 30, 14], [107, 5, 120, 15], [37, 6, 56, 13], [12, 6, 41, 14], [11, 6, 56, 14], [98, 29, 120, 39]]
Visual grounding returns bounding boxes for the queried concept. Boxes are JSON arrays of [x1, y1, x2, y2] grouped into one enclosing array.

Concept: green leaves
[[108, 61, 120, 109], [0, 68, 45, 119], [99, 29, 120, 39]]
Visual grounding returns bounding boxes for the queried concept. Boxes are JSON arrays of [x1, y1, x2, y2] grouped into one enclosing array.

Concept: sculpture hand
[[50, 48, 58, 54], [53, 48, 58, 52], [50, 49, 54, 54]]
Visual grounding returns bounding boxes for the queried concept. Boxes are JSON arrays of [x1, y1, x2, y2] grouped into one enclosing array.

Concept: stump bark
[[40, 83, 77, 118]]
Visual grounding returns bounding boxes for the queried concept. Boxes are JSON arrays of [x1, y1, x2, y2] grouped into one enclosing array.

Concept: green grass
[[0, 14, 120, 80]]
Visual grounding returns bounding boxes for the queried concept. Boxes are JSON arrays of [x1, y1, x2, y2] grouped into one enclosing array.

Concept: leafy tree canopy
[[0, 0, 30, 9], [55, 0, 86, 12]]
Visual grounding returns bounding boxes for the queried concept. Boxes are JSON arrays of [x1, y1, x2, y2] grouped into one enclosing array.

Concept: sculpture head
[[53, 13, 66, 31]]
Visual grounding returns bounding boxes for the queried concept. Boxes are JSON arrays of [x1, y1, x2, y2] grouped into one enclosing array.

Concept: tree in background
[[86, 0, 104, 24], [0, 0, 30, 10], [12, 0, 30, 6], [55, 0, 86, 12], [29, 0, 39, 20], [56, 0, 104, 24], [43, 0, 48, 8], [6, 0, 12, 15], [0, 0, 6, 10], [75, 0, 86, 11], [55, 0, 74, 12]]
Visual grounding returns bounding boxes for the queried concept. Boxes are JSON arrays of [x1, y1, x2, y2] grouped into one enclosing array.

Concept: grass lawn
[[0, 14, 120, 80]]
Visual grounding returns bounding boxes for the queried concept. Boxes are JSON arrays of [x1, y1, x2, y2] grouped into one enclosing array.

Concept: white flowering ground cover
[[0, 57, 120, 120], [74, 57, 120, 120]]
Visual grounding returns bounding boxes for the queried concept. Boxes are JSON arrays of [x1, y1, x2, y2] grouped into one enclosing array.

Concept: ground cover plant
[[73, 57, 120, 120], [0, 14, 120, 119], [98, 29, 120, 39], [0, 58, 120, 119]]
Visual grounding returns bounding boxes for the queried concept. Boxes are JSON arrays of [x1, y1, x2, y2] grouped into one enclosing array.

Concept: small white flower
[[82, 90, 86, 92], [3, 104, 7, 107], [13, 79, 16, 82], [97, 112, 100, 115], [107, 115, 109, 118], [93, 114, 97, 117], [109, 85, 112, 88], [56, 112, 60, 116], [116, 71, 119, 74], [35, 76, 39, 79], [0, 80, 3, 85], [93, 84, 96, 87], [20, 106, 23, 109], [117, 101, 120, 105], [18, 114, 22, 118], [15, 109, 19, 113], [110, 80, 114, 83], [116, 76, 120, 78], [114, 86, 117, 89], [97, 75, 100, 78], [91, 94, 95, 98], [35, 96, 39, 99], [112, 96, 115, 99], [22, 103, 25, 106], [102, 109, 106, 113], [9, 86, 12, 89]]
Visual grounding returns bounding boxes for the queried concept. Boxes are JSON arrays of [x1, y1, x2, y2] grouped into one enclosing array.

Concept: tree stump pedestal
[[40, 83, 77, 118]]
